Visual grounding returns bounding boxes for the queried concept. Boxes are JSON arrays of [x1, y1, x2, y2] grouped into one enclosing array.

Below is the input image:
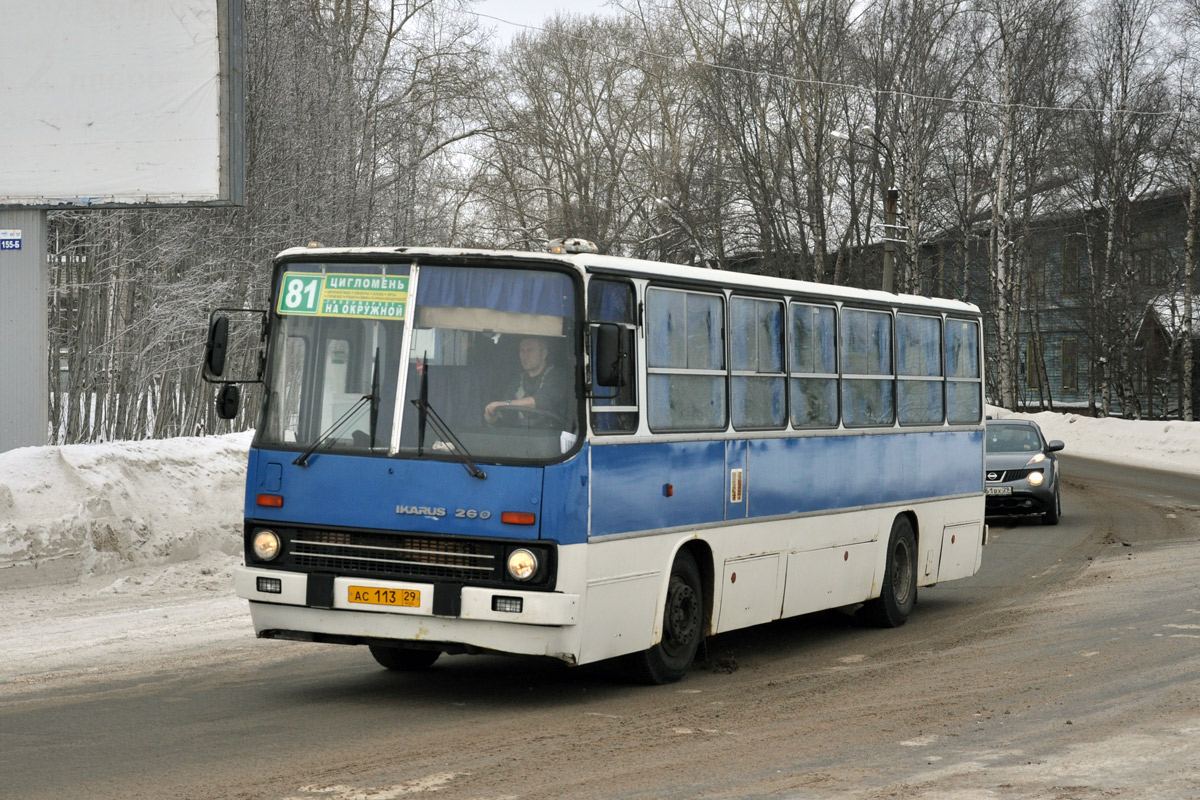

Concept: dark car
[[984, 418, 1064, 525]]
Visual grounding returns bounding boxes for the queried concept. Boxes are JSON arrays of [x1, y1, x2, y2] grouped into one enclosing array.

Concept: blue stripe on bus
[[590, 439, 728, 536], [242, 429, 981, 547], [588, 429, 983, 538]]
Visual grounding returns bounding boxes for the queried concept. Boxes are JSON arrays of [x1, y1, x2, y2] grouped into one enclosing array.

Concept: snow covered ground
[[0, 432, 256, 690], [1, 412, 1198, 691], [0, 431, 252, 590]]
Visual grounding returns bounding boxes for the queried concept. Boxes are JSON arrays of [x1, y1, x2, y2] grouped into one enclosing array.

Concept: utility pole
[[881, 187, 901, 293]]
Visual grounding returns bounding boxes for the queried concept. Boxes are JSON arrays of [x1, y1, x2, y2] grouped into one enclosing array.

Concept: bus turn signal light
[[501, 511, 536, 525], [257, 494, 284, 508]]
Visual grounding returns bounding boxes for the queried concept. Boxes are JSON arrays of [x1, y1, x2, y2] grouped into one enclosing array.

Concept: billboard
[[0, 0, 244, 208]]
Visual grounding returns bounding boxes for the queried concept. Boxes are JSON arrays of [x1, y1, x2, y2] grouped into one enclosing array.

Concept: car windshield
[[258, 262, 581, 465], [986, 425, 1043, 453]]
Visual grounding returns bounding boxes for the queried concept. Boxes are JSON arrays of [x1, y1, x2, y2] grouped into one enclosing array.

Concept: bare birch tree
[[1067, 0, 1175, 416]]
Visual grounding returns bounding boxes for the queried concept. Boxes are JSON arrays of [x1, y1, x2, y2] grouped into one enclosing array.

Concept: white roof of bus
[[275, 245, 980, 315]]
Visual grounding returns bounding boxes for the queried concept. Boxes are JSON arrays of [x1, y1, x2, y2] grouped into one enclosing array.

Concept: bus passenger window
[[896, 313, 944, 425], [647, 288, 726, 431], [588, 279, 638, 434], [945, 318, 982, 424], [789, 303, 838, 428], [731, 297, 785, 429], [841, 308, 894, 427]]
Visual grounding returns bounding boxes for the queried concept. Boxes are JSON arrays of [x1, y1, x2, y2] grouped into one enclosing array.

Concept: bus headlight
[[1027, 470, 1045, 487], [252, 529, 282, 561], [506, 549, 538, 581]]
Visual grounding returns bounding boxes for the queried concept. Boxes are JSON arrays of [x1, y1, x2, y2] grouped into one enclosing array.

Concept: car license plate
[[985, 486, 1013, 496], [347, 586, 421, 608]]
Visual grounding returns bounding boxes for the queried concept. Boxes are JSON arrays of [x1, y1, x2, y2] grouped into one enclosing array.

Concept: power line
[[468, 8, 1195, 122]]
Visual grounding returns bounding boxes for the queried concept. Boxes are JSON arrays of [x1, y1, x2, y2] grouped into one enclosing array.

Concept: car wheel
[[863, 516, 918, 628], [1042, 488, 1061, 526]]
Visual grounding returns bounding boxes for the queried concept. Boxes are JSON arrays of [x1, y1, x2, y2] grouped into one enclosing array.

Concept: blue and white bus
[[205, 240, 986, 683]]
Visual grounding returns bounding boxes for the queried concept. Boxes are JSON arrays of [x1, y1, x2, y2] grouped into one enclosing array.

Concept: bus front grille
[[288, 530, 500, 582]]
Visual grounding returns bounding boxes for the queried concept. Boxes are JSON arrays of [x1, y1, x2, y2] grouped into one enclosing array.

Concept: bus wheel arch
[[901, 509, 919, 555], [624, 541, 710, 684], [681, 539, 715, 638], [863, 513, 919, 628]]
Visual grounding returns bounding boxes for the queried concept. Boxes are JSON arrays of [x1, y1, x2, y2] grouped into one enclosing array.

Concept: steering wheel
[[492, 404, 566, 429]]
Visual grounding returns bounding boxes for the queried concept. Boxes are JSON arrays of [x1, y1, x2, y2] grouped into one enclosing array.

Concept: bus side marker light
[[257, 494, 284, 508], [501, 512, 536, 525], [664, 483, 674, 497]]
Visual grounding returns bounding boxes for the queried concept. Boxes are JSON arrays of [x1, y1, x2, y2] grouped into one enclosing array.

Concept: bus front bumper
[[234, 566, 581, 659]]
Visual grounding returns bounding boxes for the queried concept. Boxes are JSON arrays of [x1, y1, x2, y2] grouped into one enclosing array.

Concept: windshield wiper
[[294, 352, 380, 468], [369, 346, 381, 449], [292, 395, 370, 467], [412, 357, 486, 480], [417, 351, 430, 454]]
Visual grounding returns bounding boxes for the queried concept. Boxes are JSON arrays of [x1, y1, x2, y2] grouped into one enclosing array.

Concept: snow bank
[[0, 432, 252, 590], [989, 406, 1200, 476]]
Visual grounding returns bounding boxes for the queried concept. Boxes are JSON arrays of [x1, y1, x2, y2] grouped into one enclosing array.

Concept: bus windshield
[[258, 262, 580, 464], [398, 265, 579, 462]]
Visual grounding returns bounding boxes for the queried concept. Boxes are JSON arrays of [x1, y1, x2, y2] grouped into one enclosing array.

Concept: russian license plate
[[985, 486, 1013, 496], [347, 586, 421, 608]]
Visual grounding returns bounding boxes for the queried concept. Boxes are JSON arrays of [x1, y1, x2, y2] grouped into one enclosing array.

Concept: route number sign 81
[[278, 274, 322, 315]]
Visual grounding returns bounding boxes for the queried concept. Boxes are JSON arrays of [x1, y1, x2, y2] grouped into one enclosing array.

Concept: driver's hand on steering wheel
[[485, 399, 514, 424]]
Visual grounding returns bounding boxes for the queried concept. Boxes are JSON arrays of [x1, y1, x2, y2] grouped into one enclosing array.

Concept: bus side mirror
[[595, 323, 631, 387], [202, 308, 268, 384], [205, 315, 230, 378], [216, 384, 241, 419]]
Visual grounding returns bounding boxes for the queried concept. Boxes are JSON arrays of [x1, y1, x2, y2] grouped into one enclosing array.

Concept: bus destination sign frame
[[276, 272, 409, 320]]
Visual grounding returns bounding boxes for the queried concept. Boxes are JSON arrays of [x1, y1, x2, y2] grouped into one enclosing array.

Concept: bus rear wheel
[[369, 644, 440, 671], [863, 516, 917, 628], [625, 549, 703, 685]]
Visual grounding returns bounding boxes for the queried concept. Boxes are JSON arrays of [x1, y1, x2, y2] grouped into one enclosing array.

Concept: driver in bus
[[484, 336, 570, 426]]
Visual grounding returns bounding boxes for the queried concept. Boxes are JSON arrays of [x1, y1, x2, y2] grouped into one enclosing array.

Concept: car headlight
[[506, 548, 538, 581], [252, 529, 282, 561], [1027, 470, 1045, 487], [1025, 452, 1046, 466]]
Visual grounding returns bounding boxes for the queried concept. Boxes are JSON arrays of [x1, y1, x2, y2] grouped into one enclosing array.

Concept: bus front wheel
[[625, 549, 704, 684], [369, 644, 440, 671], [863, 516, 917, 628]]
